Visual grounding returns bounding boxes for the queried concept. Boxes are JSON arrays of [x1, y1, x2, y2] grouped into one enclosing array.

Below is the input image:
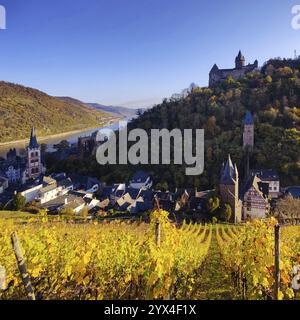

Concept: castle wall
[[210, 63, 257, 86]]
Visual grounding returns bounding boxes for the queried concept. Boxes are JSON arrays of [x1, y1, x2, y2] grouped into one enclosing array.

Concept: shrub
[[11, 193, 26, 211]]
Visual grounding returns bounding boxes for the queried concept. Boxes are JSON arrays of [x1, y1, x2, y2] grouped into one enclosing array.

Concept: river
[[0, 118, 132, 158]]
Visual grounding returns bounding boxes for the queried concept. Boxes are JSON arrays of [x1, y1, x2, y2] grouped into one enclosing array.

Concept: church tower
[[235, 50, 246, 69], [27, 127, 42, 180], [220, 155, 242, 223], [243, 111, 254, 149]]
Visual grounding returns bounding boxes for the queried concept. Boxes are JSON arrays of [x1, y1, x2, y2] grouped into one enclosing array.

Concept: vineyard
[[0, 211, 299, 300]]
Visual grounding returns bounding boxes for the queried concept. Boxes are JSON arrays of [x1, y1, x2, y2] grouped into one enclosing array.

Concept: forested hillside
[[50, 58, 300, 189], [0, 82, 112, 143], [128, 58, 300, 188]]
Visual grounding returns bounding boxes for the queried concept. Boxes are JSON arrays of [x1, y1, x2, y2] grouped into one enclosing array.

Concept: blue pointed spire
[[221, 154, 236, 185], [244, 111, 254, 125], [29, 127, 39, 149]]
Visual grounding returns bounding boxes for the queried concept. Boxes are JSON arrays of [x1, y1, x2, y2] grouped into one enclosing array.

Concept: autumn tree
[[206, 196, 220, 215], [274, 195, 300, 223], [220, 203, 232, 222], [11, 193, 26, 211]]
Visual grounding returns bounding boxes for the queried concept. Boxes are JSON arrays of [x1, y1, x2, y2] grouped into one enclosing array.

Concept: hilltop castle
[[209, 51, 258, 87]]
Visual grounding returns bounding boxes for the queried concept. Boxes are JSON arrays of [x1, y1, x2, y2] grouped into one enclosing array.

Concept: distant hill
[[0, 82, 114, 144], [87, 103, 146, 118]]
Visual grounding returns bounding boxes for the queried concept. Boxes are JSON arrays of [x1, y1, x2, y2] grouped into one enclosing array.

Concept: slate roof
[[125, 187, 141, 200], [139, 189, 154, 201], [29, 127, 39, 149], [57, 178, 73, 189], [155, 191, 174, 201], [285, 186, 300, 199], [220, 155, 236, 185], [100, 186, 116, 199], [241, 175, 269, 199], [130, 170, 150, 183], [236, 50, 245, 62], [63, 198, 85, 211], [40, 193, 85, 212], [249, 169, 279, 182], [244, 111, 254, 125], [68, 174, 101, 190], [128, 199, 153, 213]]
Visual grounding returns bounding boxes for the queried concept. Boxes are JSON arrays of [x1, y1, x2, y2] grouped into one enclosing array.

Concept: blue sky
[[0, 0, 300, 107]]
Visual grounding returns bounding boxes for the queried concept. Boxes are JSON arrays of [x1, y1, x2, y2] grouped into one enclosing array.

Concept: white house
[[21, 184, 43, 203], [39, 184, 63, 205], [60, 197, 86, 214], [242, 175, 269, 220], [86, 198, 100, 211]]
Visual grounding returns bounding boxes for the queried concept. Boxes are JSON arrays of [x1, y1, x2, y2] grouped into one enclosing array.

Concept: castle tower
[[243, 111, 254, 149], [220, 155, 242, 223], [235, 50, 245, 69], [27, 127, 42, 180], [209, 64, 219, 87]]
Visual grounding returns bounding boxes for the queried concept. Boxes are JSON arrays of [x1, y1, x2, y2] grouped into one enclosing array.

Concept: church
[[209, 51, 258, 87], [219, 111, 277, 221], [219, 154, 243, 223], [0, 128, 46, 187]]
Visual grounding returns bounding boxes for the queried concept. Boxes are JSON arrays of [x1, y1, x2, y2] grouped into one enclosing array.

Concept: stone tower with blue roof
[[220, 155, 242, 223], [243, 111, 254, 149]]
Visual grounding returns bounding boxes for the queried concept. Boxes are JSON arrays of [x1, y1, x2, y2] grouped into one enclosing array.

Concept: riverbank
[[0, 118, 121, 147]]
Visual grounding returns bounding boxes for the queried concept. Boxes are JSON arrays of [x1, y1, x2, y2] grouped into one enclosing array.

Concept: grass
[[0, 211, 89, 224], [0, 211, 35, 219], [194, 228, 237, 300]]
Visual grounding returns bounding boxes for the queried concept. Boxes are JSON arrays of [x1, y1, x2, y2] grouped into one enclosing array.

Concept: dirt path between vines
[[195, 229, 236, 300]]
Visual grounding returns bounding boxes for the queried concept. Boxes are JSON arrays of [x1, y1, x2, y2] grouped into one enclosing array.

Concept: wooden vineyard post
[[11, 232, 36, 300], [0, 265, 6, 291], [242, 276, 247, 300], [155, 222, 161, 247], [154, 195, 161, 247], [274, 224, 280, 300]]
